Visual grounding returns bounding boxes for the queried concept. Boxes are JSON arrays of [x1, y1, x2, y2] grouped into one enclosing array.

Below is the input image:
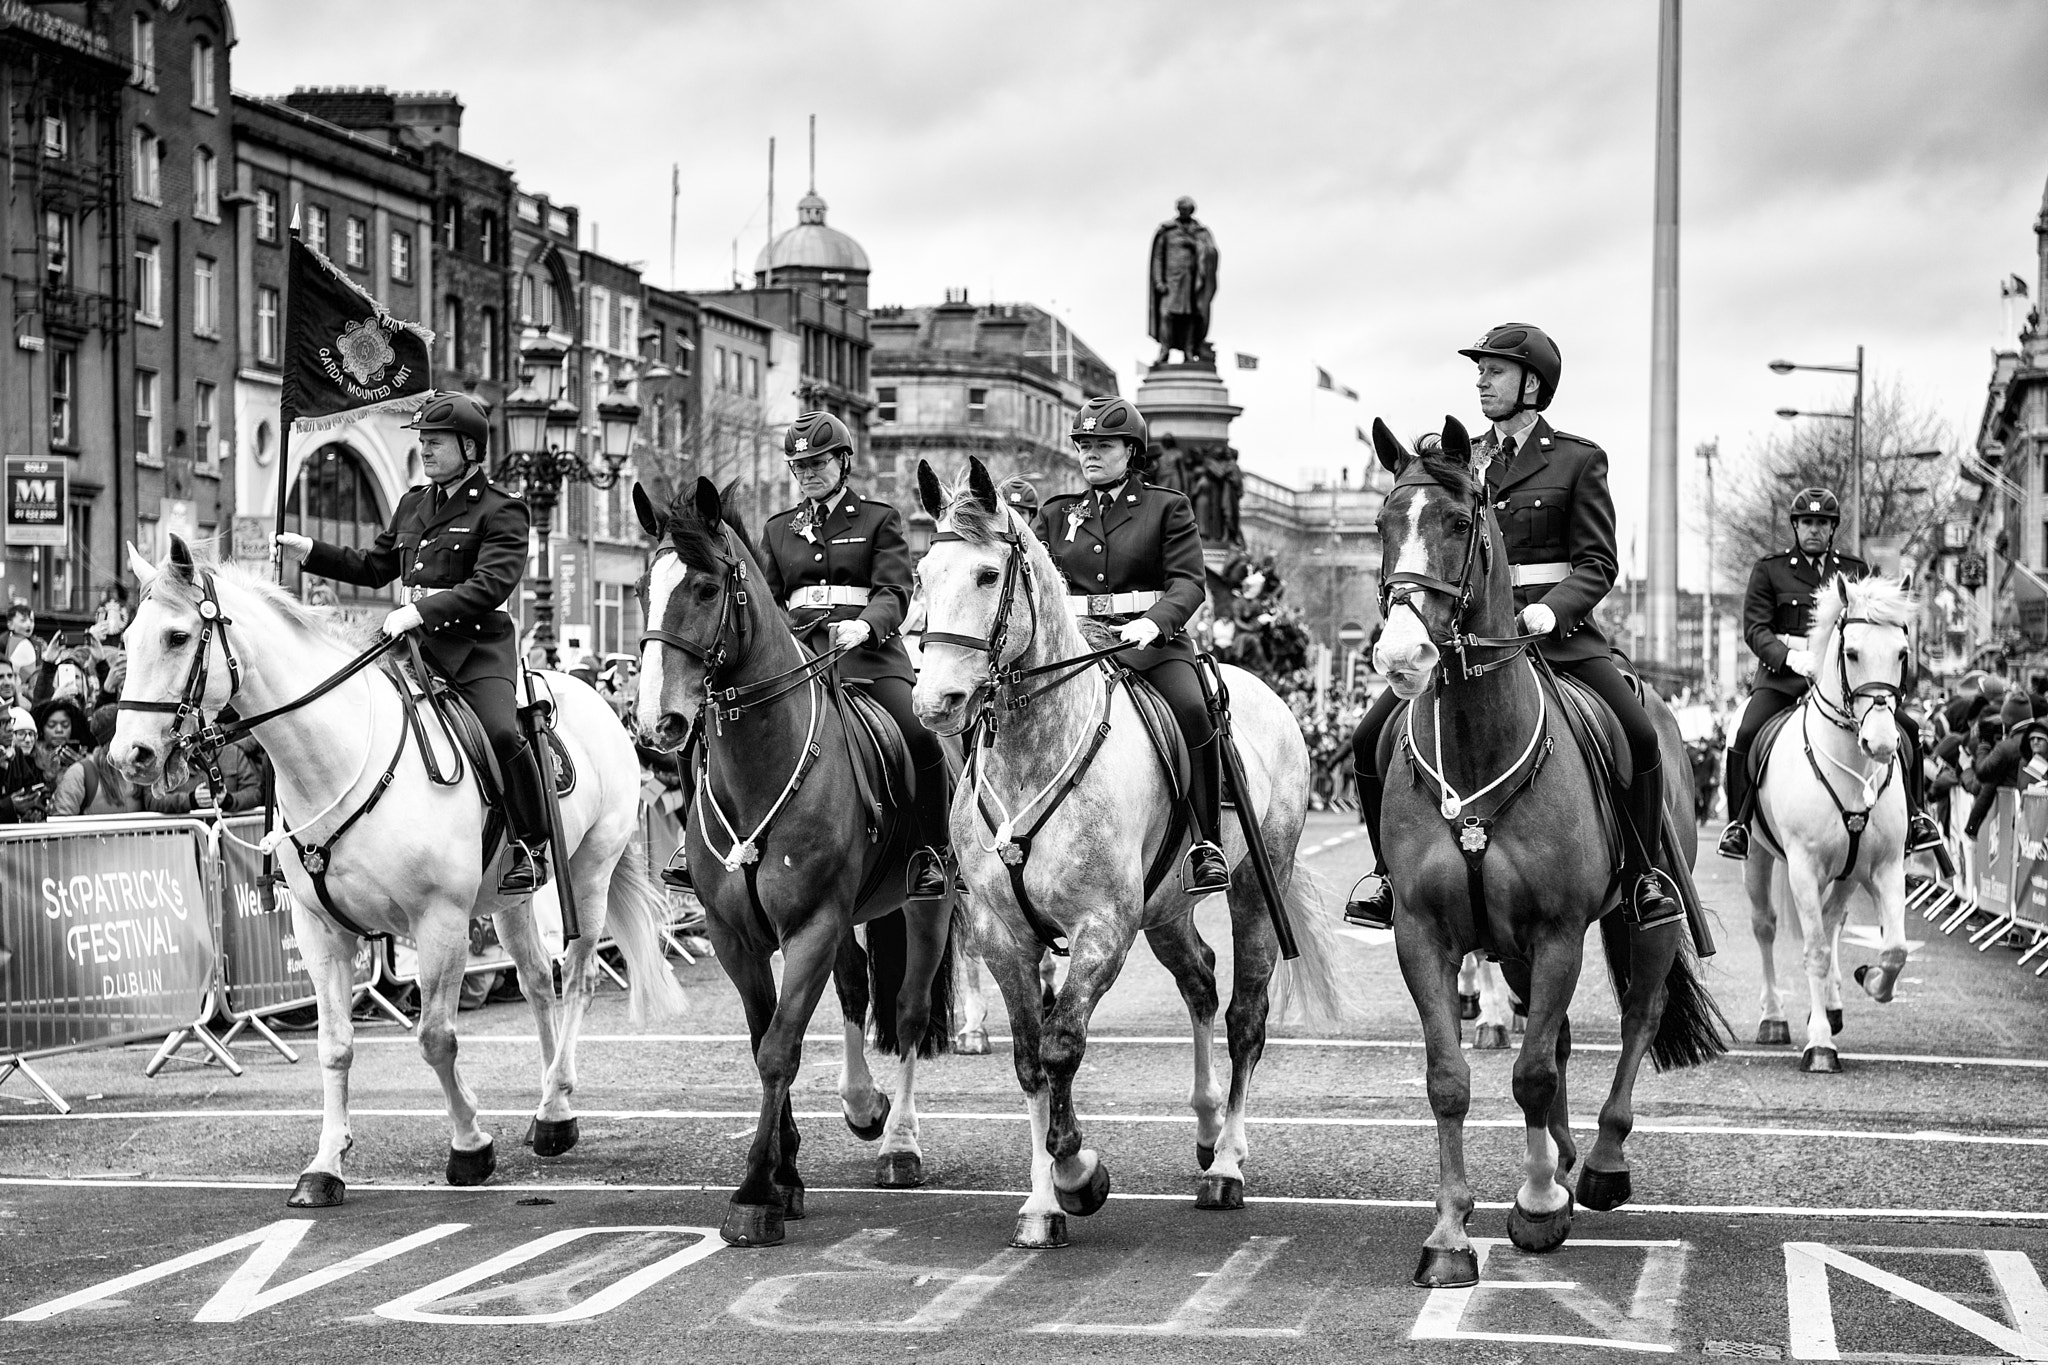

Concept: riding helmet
[[1458, 324, 1563, 411], [784, 410, 854, 461], [404, 391, 492, 458], [995, 475, 1042, 518], [1788, 487, 1842, 524], [1070, 396, 1149, 451]]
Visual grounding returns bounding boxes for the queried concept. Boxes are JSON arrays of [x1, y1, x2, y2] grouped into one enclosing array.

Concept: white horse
[[1743, 577, 1914, 1072], [912, 458, 1348, 1248], [112, 539, 687, 1204]]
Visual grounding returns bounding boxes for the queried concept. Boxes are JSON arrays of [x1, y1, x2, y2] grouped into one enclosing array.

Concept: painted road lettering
[[1029, 1234, 1305, 1336], [376, 1226, 723, 1324], [727, 1228, 1033, 1331], [1411, 1238, 1688, 1354], [1783, 1243, 2048, 1361]]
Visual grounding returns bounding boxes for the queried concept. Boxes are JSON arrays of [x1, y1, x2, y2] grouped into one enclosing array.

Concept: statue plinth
[[1135, 361, 1241, 445]]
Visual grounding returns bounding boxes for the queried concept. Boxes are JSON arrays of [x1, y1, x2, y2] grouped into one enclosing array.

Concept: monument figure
[[1149, 196, 1219, 367], [1189, 443, 1244, 545]]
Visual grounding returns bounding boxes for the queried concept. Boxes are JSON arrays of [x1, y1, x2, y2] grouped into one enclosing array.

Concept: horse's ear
[[166, 534, 194, 579], [965, 456, 999, 514], [718, 477, 741, 512], [693, 476, 723, 528], [916, 460, 946, 519], [1441, 416, 1473, 465], [127, 541, 159, 590], [632, 482, 663, 539], [1371, 418, 1409, 475]]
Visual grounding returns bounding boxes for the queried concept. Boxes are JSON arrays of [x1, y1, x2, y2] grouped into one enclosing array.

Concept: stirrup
[[1906, 811, 1943, 853], [1182, 840, 1230, 894], [498, 841, 549, 894], [906, 847, 949, 903], [1344, 873, 1394, 931], [1629, 869, 1682, 930], [1717, 821, 1749, 861], [659, 849, 694, 892]]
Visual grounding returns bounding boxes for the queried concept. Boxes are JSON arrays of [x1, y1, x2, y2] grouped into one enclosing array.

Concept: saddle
[[838, 681, 915, 813], [1117, 668, 1195, 901]]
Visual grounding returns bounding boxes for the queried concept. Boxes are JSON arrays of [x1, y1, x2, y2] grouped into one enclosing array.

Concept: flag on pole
[[2003, 273, 2031, 299], [1340, 385, 1359, 401], [1315, 366, 1334, 390], [282, 234, 434, 430], [1235, 352, 1259, 369]]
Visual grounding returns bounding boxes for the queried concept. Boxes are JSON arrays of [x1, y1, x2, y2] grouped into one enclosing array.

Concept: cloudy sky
[[235, 0, 2048, 589]]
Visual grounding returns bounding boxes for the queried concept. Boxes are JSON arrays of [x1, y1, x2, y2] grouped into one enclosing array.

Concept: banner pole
[[256, 223, 301, 916]]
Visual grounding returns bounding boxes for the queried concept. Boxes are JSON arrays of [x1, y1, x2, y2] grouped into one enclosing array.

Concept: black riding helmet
[[784, 410, 854, 462], [1788, 487, 1842, 524], [1070, 396, 1149, 451], [403, 391, 492, 460], [1458, 323, 1563, 413]]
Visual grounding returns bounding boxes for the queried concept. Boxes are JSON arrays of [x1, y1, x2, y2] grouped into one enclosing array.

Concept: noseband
[[1378, 480, 1537, 684]]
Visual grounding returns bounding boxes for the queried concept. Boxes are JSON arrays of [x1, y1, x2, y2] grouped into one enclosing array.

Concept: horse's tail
[[1597, 912, 1730, 1072], [1268, 863, 1353, 1028], [865, 903, 960, 1059], [606, 845, 691, 1026]]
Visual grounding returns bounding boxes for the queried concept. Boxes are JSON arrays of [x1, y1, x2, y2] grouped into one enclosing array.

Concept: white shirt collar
[[1493, 411, 1539, 451]]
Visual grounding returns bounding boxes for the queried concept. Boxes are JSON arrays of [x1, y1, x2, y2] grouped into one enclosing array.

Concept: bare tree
[[633, 387, 784, 532]]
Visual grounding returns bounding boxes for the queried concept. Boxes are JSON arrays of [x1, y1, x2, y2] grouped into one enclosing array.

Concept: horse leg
[[982, 935, 1062, 1248], [1457, 951, 1482, 1023], [833, 925, 886, 1140], [1748, 854, 1790, 1044], [412, 908, 496, 1185], [1472, 956, 1514, 1049], [1580, 917, 1684, 1211], [1506, 935, 1582, 1253], [1856, 855, 1910, 1003], [955, 951, 991, 1053], [1142, 914, 1226, 1201], [1395, 923, 1478, 1287], [725, 913, 840, 1246], [284, 898, 359, 1208], [492, 897, 573, 1153], [874, 904, 949, 1188], [535, 836, 621, 1155], [1788, 858, 1843, 1073], [1040, 928, 1134, 1222]]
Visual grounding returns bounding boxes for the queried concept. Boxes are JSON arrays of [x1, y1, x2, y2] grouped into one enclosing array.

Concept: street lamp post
[[1770, 347, 1864, 556]]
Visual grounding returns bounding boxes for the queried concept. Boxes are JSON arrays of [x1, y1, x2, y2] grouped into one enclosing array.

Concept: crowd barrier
[[1912, 787, 2048, 973]]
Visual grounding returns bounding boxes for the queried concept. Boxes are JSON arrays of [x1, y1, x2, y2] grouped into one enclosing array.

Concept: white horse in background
[[1742, 577, 1914, 1072]]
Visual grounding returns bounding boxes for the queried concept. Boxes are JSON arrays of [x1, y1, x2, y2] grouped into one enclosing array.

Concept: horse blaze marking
[[1409, 1239, 1688, 1354], [1782, 1243, 2048, 1361], [725, 1229, 1032, 1331], [1030, 1235, 1302, 1337]]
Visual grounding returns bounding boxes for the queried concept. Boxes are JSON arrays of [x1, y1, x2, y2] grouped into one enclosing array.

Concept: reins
[[1378, 481, 1546, 686], [1796, 606, 1908, 885]]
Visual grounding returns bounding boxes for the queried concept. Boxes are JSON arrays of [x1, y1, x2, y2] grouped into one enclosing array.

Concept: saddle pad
[[1745, 706, 1798, 790], [842, 682, 915, 811]]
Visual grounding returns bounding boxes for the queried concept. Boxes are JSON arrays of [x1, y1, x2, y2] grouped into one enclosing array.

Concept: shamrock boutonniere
[[791, 503, 819, 544], [1064, 504, 1087, 543]]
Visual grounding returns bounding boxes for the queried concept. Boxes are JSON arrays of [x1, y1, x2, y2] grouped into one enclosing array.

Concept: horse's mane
[[937, 483, 1018, 547], [1812, 574, 1915, 646], [664, 496, 757, 574], [147, 555, 378, 651], [1393, 435, 1475, 502]]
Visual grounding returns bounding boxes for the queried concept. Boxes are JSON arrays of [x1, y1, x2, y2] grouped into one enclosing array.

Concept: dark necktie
[[1500, 435, 1518, 464], [1096, 485, 1118, 518]]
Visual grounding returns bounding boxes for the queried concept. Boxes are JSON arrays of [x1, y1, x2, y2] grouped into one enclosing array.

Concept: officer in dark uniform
[[1033, 396, 1230, 893], [758, 411, 949, 903], [1345, 323, 1680, 931], [273, 392, 552, 893], [1717, 487, 1941, 859]]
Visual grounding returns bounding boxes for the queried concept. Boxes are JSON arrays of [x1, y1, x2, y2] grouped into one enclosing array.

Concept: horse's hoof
[[956, 1027, 990, 1055], [1854, 962, 1902, 1004], [720, 1202, 786, 1247], [1054, 1158, 1112, 1217], [1507, 1188, 1575, 1254], [286, 1171, 345, 1208], [446, 1138, 496, 1187], [1459, 991, 1481, 1021], [1413, 1245, 1481, 1288], [877, 1152, 924, 1188], [1011, 1211, 1069, 1249], [1826, 1007, 1845, 1036], [1578, 1166, 1633, 1212], [1194, 1174, 1244, 1211], [1474, 1023, 1510, 1050], [1801, 1045, 1843, 1074], [526, 1117, 579, 1157], [775, 1182, 806, 1219], [844, 1092, 891, 1143], [1756, 1018, 1792, 1046], [1195, 1142, 1215, 1171]]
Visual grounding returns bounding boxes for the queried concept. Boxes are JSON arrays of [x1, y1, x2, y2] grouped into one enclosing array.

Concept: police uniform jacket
[[1033, 476, 1208, 670], [1480, 418, 1619, 665], [759, 486, 914, 685], [300, 465, 528, 688], [1741, 545, 1867, 699]]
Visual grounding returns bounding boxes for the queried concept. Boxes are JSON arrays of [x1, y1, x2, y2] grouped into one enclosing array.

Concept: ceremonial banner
[[281, 234, 433, 430]]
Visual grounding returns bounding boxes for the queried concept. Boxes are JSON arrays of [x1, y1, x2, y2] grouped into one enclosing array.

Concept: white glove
[[272, 533, 313, 564], [1120, 617, 1163, 648], [1519, 603, 1557, 636], [831, 620, 872, 650], [1784, 648, 1814, 678], [381, 604, 424, 638]]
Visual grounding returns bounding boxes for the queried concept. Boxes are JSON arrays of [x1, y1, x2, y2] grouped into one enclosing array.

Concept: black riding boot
[[906, 756, 952, 903], [498, 740, 552, 895], [659, 739, 698, 892], [1624, 757, 1680, 929], [1718, 744, 1752, 860], [1183, 737, 1231, 894], [1343, 773, 1395, 930]]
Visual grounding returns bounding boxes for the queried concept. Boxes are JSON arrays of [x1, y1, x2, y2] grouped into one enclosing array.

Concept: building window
[[876, 386, 897, 424], [50, 348, 75, 447], [477, 212, 496, 264], [968, 387, 989, 425], [587, 285, 610, 349], [43, 209, 72, 287], [478, 307, 498, 380], [136, 369, 160, 461], [130, 14, 155, 89], [193, 147, 219, 220], [714, 346, 728, 391], [193, 255, 219, 337], [42, 110, 67, 159], [443, 297, 462, 371], [195, 381, 217, 466], [345, 216, 366, 269], [306, 205, 329, 255], [132, 126, 161, 202], [390, 229, 412, 282], [133, 241, 162, 324], [439, 200, 459, 252], [620, 298, 639, 357], [191, 38, 216, 112], [257, 286, 280, 363], [256, 188, 279, 243], [745, 355, 761, 399]]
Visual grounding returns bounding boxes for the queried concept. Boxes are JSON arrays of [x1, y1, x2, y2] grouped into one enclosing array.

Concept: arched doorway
[[285, 442, 389, 616]]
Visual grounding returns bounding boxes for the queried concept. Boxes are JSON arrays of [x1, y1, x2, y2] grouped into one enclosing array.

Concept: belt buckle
[[409, 585, 426, 603], [1089, 594, 1113, 615]]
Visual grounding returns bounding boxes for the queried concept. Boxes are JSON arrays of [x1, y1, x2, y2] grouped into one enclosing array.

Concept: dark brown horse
[[1370, 418, 1726, 1287], [633, 480, 958, 1247]]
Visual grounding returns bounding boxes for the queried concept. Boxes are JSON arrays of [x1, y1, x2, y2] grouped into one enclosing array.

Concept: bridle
[[1810, 610, 1907, 736], [1378, 476, 1542, 685]]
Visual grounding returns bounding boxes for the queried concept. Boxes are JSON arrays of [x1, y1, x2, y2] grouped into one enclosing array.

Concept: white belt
[[1067, 591, 1163, 617], [786, 585, 871, 609], [408, 584, 509, 615], [1511, 561, 1571, 588]]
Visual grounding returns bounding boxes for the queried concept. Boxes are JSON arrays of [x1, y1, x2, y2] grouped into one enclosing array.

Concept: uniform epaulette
[[1548, 428, 1598, 448]]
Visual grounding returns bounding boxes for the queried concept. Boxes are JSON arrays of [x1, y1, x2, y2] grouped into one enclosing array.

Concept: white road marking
[[2, 1174, 2046, 1224]]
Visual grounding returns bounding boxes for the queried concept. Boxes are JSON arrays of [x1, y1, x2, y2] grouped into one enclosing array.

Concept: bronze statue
[[1149, 196, 1219, 367]]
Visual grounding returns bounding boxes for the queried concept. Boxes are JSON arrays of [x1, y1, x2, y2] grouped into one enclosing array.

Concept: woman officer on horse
[[1033, 397, 1230, 893], [1345, 324, 1679, 932]]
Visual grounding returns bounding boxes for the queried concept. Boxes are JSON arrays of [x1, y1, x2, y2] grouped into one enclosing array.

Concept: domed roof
[[754, 190, 870, 275]]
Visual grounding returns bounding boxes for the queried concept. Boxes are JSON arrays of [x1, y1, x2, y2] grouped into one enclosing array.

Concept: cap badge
[[1807, 501, 1821, 511], [1080, 417, 1098, 432], [794, 437, 810, 453]]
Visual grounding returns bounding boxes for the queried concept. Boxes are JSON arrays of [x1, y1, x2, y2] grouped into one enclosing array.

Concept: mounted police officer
[[273, 391, 552, 894], [757, 411, 950, 903], [1345, 323, 1680, 932], [1718, 486, 1942, 859], [1033, 396, 1230, 894]]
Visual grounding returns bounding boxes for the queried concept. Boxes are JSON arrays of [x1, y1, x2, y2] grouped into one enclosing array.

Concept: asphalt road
[[4, 811, 2047, 1363]]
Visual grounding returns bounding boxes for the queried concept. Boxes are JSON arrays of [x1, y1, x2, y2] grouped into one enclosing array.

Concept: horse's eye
[[167, 630, 191, 648], [1846, 649, 1860, 663], [692, 581, 718, 602], [1453, 519, 1472, 536], [974, 568, 999, 588]]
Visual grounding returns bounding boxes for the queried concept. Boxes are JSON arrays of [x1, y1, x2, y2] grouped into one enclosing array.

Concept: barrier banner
[[1973, 788, 2017, 919], [0, 818, 215, 1056], [215, 816, 373, 1015], [2015, 792, 2048, 933]]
